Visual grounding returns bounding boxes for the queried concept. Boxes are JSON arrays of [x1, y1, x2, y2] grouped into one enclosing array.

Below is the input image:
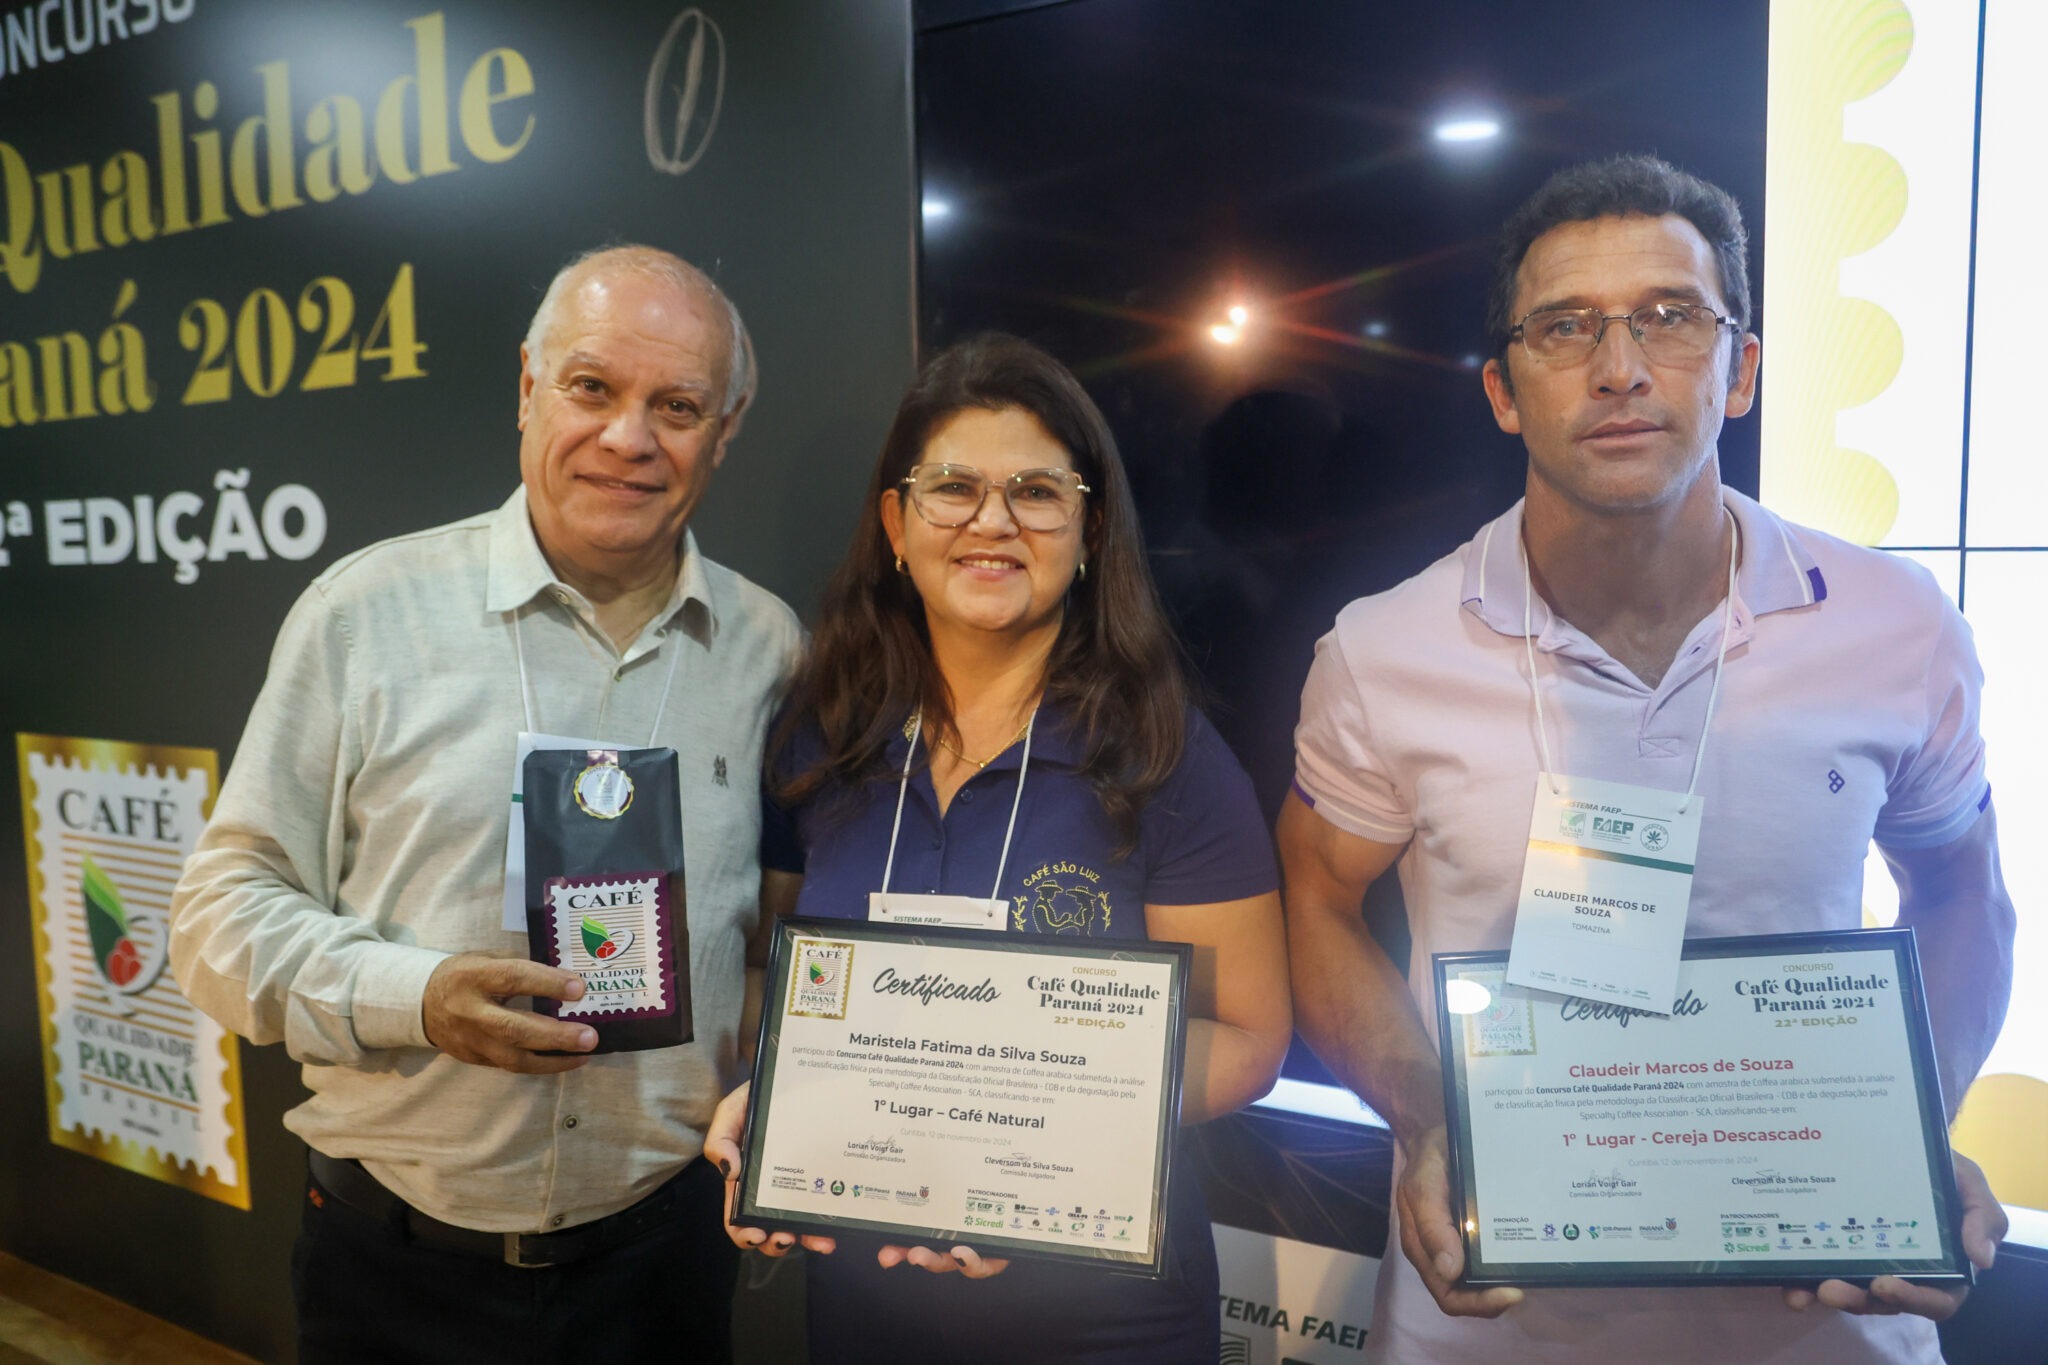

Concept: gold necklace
[[934, 715, 1034, 770]]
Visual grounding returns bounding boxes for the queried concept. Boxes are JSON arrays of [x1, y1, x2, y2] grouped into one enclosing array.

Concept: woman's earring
[[1076, 560, 1088, 582], [895, 555, 907, 575]]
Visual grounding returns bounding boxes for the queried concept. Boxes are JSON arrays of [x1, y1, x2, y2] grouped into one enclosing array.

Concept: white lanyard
[[878, 707, 1037, 904], [1520, 508, 1738, 814], [512, 606, 682, 746]]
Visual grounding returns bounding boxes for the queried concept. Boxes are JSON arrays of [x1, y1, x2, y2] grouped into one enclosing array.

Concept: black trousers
[[292, 1158, 738, 1365]]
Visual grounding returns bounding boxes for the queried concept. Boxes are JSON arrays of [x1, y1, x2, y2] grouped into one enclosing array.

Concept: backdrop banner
[[0, 2, 913, 1353], [1214, 1221, 1380, 1365]]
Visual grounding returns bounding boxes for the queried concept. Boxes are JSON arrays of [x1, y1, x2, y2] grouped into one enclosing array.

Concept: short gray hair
[[523, 245, 755, 414]]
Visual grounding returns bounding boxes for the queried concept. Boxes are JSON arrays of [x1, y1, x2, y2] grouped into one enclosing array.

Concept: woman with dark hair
[[707, 334, 1291, 1362]]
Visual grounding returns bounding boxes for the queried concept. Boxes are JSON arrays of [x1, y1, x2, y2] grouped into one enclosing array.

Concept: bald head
[[524, 245, 755, 414]]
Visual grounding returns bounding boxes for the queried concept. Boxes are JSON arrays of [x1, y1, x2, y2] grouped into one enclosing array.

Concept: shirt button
[[549, 1214, 566, 1229], [931, 838, 943, 850], [563, 1115, 580, 1130], [959, 790, 975, 803]]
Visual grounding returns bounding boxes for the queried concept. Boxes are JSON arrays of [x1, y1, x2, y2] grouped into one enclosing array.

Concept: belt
[[307, 1149, 692, 1270]]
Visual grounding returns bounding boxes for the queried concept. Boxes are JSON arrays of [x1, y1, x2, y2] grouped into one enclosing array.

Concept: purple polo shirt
[[768, 702, 1275, 1358], [769, 703, 1277, 929]]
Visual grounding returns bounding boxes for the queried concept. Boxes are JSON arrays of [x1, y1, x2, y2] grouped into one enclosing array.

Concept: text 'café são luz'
[[0, 3, 2042, 1364]]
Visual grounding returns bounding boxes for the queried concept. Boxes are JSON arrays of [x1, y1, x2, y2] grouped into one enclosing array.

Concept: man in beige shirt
[[170, 245, 801, 1363]]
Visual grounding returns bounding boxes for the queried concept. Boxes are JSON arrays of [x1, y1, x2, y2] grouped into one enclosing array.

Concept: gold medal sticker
[[574, 762, 635, 819]]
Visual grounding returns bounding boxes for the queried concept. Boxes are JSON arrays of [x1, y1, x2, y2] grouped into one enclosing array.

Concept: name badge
[[1506, 774, 1700, 1014], [867, 893, 1007, 932], [503, 730, 627, 932]]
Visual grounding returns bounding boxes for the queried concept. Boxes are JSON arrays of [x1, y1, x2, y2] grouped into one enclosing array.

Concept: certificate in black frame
[[1433, 928, 1972, 1289], [735, 916, 1193, 1276]]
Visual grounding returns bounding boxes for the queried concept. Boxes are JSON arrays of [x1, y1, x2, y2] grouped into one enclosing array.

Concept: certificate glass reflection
[[736, 918, 1192, 1275], [1434, 929, 1972, 1288]]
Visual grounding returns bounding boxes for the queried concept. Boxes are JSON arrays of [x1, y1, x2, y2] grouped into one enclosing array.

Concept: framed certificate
[[735, 918, 1193, 1276], [1434, 928, 1972, 1288]]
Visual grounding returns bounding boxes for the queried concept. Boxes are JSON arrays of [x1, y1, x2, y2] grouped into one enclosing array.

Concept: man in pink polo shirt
[[1281, 155, 2014, 1363]]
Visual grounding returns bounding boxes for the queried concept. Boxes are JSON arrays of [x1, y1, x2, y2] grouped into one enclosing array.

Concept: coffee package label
[[545, 872, 672, 1019]]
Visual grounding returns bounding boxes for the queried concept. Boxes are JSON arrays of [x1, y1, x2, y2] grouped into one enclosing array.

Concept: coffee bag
[[522, 746, 692, 1052]]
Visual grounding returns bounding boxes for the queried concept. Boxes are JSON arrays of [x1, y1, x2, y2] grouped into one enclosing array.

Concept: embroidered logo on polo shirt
[[1827, 769, 1845, 794], [1017, 861, 1111, 935]]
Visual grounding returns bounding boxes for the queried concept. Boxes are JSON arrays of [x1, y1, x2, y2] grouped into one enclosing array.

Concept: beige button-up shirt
[[170, 488, 801, 1231]]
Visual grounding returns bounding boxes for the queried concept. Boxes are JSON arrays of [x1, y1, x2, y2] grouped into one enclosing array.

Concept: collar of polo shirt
[[1459, 487, 1826, 647], [483, 486, 718, 650]]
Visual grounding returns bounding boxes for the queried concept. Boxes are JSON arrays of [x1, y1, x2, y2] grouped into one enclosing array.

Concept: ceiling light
[[1435, 117, 1502, 143]]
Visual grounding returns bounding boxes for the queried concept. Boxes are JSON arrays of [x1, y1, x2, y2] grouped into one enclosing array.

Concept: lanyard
[[511, 607, 682, 746], [878, 707, 1037, 904], [1520, 507, 1738, 815]]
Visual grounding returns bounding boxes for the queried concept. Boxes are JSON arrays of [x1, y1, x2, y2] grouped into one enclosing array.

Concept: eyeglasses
[[899, 464, 1091, 531], [1510, 302, 1739, 365]]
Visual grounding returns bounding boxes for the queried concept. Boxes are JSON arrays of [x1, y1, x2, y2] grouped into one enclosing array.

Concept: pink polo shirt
[[1294, 489, 1987, 1364]]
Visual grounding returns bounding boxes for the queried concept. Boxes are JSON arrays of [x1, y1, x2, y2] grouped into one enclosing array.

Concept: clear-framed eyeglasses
[[899, 463, 1091, 531], [1511, 301, 1739, 365]]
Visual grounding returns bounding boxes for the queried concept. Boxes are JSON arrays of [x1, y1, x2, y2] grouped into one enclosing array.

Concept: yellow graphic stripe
[[1761, 0, 1911, 544]]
